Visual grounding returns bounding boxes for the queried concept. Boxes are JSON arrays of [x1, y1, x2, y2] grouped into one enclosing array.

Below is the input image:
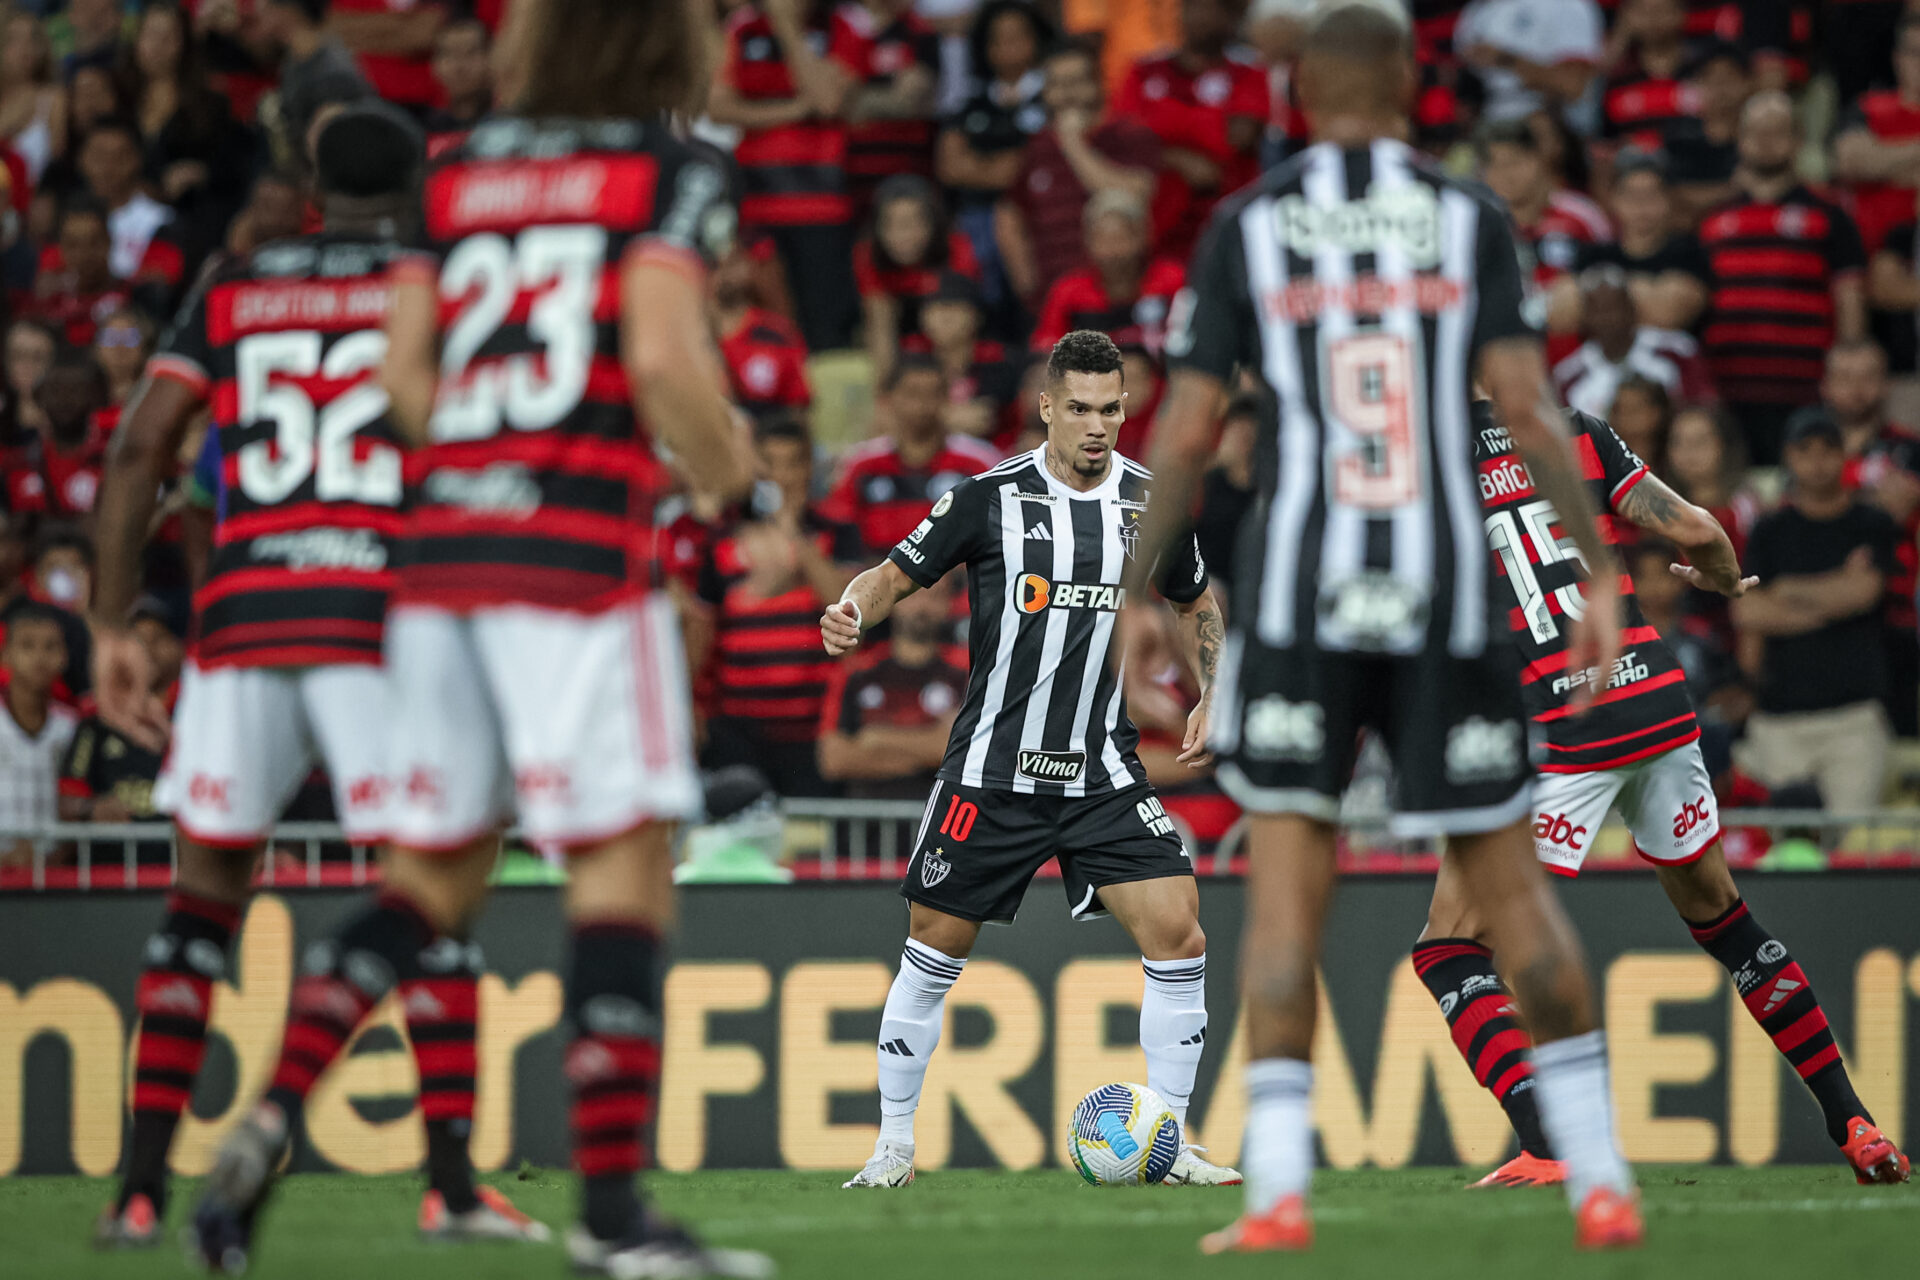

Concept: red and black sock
[[1688, 899, 1864, 1145], [566, 922, 665, 1241], [1411, 938, 1553, 1159], [120, 892, 244, 1212], [264, 893, 434, 1126], [402, 939, 483, 1213]]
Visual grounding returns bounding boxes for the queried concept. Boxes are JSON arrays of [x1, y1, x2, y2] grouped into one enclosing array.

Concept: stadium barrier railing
[[5, 804, 1920, 890]]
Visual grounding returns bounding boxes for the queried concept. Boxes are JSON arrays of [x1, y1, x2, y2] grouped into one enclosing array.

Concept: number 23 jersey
[[395, 115, 735, 612], [150, 233, 406, 669], [1474, 401, 1698, 772]]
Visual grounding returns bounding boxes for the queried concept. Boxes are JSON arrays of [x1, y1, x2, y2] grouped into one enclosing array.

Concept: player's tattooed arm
[[821, 559, 919, 655], [1167, 584, 1224, 767], [1616, 472, 1757, 598]]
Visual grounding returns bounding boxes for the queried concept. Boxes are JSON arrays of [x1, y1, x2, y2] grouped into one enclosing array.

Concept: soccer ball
[[1067, 1082, 1181, 1185]]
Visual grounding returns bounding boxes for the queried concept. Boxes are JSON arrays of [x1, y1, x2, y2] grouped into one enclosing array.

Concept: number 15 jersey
[[150, 233, 406, 669], [1474, 401, 1698, 772], [396, 116, 735, 612]]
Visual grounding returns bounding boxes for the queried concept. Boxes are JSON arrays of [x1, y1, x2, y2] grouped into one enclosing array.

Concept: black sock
[[1688, 899, 1864, 1146], [425, 1119, 479, 1213], [1410, 938, 1553, 1159], [567, 922, 665, 1240]]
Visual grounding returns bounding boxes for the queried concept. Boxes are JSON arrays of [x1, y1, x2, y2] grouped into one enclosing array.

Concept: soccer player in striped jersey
[[1134, 1, 1641, 1252], [88, 104, 540, 1252], [186, 3, 769, 1276], [822, 330, 1240, 1190], [1414, 401, 1910, 1190]]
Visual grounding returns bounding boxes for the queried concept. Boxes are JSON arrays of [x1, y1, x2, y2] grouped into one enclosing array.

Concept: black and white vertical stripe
[[1235, 138, 1493, 658]]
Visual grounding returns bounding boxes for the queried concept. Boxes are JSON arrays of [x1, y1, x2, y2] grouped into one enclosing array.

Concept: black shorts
[[901, 779, 1194, 925], [1211, 630, 1535, 837]]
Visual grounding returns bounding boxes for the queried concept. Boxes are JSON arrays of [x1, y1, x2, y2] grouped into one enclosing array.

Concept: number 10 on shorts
[[939, 795, 978, 842]]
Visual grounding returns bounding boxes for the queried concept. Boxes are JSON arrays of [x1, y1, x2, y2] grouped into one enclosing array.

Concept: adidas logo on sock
[[1179, 1031, 1206, 1046], [880, 1038, 915, 1057], [1026, 521, 1053, 541], [1762, 977, 1802, 1015]]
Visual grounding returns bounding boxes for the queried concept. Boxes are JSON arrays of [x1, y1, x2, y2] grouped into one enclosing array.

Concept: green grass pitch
[[5, 1167, 1913, 1280]]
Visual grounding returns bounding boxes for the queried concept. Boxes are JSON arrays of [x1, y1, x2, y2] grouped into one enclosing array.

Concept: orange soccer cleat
[[1468, 1152, 1567, 1189], [1841, 1117, 1911, 1185], [419, 1185, 552, 1242], [1573, 1187, 1644, 1250], [92, 1191, 161, 1249], [1198, 1195, 1313, 1254]]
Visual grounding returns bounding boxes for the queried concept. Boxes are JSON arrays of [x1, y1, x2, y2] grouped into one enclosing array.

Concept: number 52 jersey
[[1474, 401, 1698, 772], [148, 234, 407, 668]]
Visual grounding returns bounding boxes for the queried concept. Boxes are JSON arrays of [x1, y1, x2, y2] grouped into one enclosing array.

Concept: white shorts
[[385, 596, 701, 853], [154, 662, 391, 845], [1531, 739, 1719, 877]]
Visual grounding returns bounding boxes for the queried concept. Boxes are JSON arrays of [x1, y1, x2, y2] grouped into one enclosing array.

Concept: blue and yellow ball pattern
[[1067, 1082, 1182, 1185]]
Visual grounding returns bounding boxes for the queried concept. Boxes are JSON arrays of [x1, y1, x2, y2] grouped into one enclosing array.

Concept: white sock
[[874, 938, 966, 1151], [1531, 1030, 1634, 1206], [1140, 954, 1208, 1132], [1242, 1058, 1314, 1214]]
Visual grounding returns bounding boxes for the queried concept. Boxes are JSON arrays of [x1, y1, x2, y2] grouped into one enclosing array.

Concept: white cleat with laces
[[842, 1142, 915, 1188], [1164, 1145, 1243, 1186]]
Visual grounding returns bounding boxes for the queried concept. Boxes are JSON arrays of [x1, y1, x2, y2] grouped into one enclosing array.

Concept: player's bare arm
[[624, 253, 756, 503], [381, 271, 440, 447], [1166, 583, 1224, 767], [1127, 369, 1227, 596], [1612, 471, 1758, 598], [821, 559, 920, 655], [90, 373, 204, 750], [1481, 339, 1622, 712]]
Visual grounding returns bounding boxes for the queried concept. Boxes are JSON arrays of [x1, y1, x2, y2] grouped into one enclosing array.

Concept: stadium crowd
[[2, 0, 1920, 865]]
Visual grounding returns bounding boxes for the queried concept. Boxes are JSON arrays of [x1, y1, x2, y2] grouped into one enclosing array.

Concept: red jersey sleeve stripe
[[147, 355, 211, 398], [1610, 465, 1650, 507]]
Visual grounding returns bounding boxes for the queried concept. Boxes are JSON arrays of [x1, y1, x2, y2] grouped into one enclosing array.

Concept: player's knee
[[1154, 919, 1206, 961], [173, 842, 258, 904], [907, 905, 978, 960]]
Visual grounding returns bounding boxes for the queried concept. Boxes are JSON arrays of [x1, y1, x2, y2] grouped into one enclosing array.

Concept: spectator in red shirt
[[709, 0, 869, 352], [712, 242, 813, 423], [1553, 266, 1715, 420], [1700, 91, 1867, 464], [1834, 15, 1920, 256], [691, 416, 863, 797], [1599, 0, 1698, 155], [330, 0, 447, 114], [422, 16, 492, 154], [28, 198, 130, 348], [817, 572, 964, 801], [1031, 188, 1185, 357], [824, 354, 1002, 558], [1476, 118, 1612, 293], [845, 0, 941, 216], [856, 174, 978, 380], [9, 347, 108, 524], [996, 38, 1162, 314], [1115, 0, 1269, 258], [912, 270, 1021, 446]]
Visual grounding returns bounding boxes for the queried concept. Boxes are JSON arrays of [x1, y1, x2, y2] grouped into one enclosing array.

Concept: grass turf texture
[[6, 1167, 1912, 1279]]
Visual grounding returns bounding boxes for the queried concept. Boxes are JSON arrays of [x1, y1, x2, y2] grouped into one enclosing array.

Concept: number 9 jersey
[[392, 117, 736, 610]]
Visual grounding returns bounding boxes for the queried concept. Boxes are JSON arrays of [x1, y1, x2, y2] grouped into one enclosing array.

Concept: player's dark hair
[[1304, 2, 1409, 63], [1046, 330, 1125, 386], [314, 101, 424, 200], [754, 413, 812, 450], [1473, 117, 1538, 162], [883, 352, 946, 392], [518, 0, 708, 120]]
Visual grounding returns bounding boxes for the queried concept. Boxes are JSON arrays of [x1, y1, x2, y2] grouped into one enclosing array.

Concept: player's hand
[[820, 600, 862, 656], [1566, 571, 1622, 716], [92, 627, 169, 754], [1178, 698, 1214, 768], [1668, 562, 1759, 599]]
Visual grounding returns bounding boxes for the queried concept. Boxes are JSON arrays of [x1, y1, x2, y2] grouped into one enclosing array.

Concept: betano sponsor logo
[[1015, 576, 1126, 614]]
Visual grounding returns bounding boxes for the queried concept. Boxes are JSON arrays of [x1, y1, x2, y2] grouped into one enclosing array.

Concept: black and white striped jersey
[[1166, 137, 1537, 659], [886, 446, 1209, 795]]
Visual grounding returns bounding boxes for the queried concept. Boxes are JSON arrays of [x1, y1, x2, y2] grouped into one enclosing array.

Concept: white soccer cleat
[[841, 1143, 915, 1188], [419, 1186, 552, 1242], [1164, 1145, 1243, 1186]]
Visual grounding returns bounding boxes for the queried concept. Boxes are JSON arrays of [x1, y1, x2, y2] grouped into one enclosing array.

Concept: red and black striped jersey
[[845, 7, 940, 195], [1699, 187, 1865, 409], [396, 115, 735, 613], [724, 4, 871, 227], [1472, 401, 1698, 773], [1600, 64, 1700, 153], [148, 233, 406, 668], [719, 307, 812, 417], [1030, 259, 1186, 357], [820, 433, 1003, 559]]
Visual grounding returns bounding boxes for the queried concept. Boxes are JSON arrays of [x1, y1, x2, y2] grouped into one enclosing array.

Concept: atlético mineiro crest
[[922, 847, 952, 888], [1117, 507, 1143, 561]]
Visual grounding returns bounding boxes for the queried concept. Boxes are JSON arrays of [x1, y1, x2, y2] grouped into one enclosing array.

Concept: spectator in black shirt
[[1564, 149, 1710, 333], [1666, 41, 1750, 228], [817, 572, 962, 800], [1733, 412, 1900, 811]]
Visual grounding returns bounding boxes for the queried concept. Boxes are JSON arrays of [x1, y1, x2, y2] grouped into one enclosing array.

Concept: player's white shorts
[[154, 662, 391, 845], [385, 595, 701, 853], [1531, 739, 1718, 877]]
